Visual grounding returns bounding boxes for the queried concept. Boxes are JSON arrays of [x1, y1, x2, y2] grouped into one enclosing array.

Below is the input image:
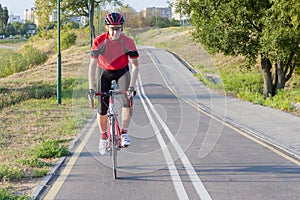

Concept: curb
[[30, 113, 96, 199]]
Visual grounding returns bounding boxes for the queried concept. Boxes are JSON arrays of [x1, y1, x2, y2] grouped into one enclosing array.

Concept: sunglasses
[[109, 27, 122, 31]]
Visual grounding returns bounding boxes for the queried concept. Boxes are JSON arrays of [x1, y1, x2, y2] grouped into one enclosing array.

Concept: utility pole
[[57, 0, 62, 104]]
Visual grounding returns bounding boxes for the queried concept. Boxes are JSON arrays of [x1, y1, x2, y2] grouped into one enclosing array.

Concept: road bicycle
[[89, 80, 134, 179]]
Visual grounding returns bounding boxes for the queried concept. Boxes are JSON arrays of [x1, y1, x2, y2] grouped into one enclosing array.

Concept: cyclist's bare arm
[[129, 58, 139, 88], [88, 58, 98, 90]]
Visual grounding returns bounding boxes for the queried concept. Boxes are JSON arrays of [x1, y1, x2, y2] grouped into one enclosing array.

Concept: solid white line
[[136, 80, 189, 200], [43, 119, 98, 199], [143, 50, 212, 200], [138, 75, 212, 200]]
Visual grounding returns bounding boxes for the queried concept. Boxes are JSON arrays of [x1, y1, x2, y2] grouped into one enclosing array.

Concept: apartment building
[[172, 0, 189, 25], [141, 7, 172, 20]]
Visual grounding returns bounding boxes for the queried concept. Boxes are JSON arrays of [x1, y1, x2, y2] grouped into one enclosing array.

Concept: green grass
[[0, 164, 24, 181], [30, 139, 70, 159], [0, 188, 28, 200]]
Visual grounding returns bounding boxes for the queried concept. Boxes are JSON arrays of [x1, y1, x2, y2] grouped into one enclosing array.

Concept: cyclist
[[88, 12, 139, 155]]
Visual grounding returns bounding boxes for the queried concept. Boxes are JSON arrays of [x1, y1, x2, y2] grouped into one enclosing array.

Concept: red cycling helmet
[[105, 12, 124, 25]]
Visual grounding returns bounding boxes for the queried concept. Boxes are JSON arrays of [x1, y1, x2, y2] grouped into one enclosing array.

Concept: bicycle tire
[[111, 117, 117, 179]]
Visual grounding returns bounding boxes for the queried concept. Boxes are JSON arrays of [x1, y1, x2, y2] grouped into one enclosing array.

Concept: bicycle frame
[[93, 80, 132, 179]]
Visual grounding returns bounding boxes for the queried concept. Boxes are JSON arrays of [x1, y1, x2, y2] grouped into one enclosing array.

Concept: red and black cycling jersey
[[90, 32, 139, 70]]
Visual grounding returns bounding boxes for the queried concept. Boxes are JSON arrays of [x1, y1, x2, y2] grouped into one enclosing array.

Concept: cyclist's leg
[[118, 70, 132, 129], [97, 68, 110, 137]]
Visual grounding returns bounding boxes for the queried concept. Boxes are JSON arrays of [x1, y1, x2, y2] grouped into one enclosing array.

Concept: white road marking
[[43, 119, 98, 199], [142, 50, 212, 200], [136, 79, 189, 200]]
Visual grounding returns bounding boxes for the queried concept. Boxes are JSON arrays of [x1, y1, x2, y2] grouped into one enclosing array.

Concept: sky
[[0, 0, 170, 19]]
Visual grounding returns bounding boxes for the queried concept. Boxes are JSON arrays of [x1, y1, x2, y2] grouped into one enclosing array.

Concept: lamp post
[[98, 4, 102, 35], [88, 0, 93, 47], [57, 0, 62, 104]]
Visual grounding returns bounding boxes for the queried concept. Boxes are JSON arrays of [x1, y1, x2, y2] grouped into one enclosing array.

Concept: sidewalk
[[214, 95, 300, 160]]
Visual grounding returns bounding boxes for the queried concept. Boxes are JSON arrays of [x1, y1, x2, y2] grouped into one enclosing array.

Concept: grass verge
[[0, 29, 92, 197]]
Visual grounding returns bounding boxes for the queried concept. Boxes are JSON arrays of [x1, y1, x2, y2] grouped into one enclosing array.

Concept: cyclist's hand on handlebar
[[127, 87, 136, 107], [127, 86, 136, 97], [88, 89, 95, 108]]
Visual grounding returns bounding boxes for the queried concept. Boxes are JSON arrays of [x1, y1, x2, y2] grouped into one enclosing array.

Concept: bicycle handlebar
[[89, 89, 136, 109], [95, 90, 128, 96]]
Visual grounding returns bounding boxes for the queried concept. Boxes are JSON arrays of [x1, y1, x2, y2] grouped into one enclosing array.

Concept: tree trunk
[[261, 56, 274, 97], [276, 61, 285, 90]]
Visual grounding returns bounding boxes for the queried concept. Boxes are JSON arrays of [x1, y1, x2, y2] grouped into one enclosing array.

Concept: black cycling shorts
[[97, 66, 130, 115]]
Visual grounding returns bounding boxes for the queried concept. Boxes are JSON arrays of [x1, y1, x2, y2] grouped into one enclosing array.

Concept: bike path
[[34, 47, 300, 199], [146, 47, 300, 161]]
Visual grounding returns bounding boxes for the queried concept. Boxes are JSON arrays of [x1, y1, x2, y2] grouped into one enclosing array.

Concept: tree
[[116, 5, 139, 28], [34, 0, 122, 39], [260, 0, 300, 95], [34, 0, 56, 29], [0, 4, 9, 34], [179, 0, 300, 97], [62, 0, 121, 17]]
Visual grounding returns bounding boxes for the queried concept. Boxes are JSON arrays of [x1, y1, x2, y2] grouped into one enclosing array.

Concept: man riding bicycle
[[88, 12, 139, 155]]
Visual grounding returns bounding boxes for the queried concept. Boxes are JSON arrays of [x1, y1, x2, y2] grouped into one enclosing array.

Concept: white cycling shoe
[[121, 133, 131, 147], [99, 138, 108, 155]]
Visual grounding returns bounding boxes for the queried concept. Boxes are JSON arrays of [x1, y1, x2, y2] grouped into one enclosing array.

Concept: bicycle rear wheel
[[110, 117, 117, 179]]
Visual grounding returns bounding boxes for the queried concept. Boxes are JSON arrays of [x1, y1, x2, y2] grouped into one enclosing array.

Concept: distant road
[[0, 45, 15, 49]]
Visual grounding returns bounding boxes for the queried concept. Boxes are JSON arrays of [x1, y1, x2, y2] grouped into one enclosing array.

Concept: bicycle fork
[[107, 96, 121, 151]]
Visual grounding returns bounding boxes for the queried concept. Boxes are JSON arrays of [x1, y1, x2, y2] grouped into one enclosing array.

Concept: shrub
[[21, 45, 48, 67], [0, 46, 48, 78], [31, 140, 70, 159], [19, 158, 50, 168], [61, 31, 77, 50], [0, 164, 24, 180], [0, 188, 28, 200]]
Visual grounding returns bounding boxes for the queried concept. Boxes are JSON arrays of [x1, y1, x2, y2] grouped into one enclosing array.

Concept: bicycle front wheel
[[110, 117, 117, 179]]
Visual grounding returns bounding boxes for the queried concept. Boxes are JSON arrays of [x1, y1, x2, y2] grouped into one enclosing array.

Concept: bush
[[61, 31, 77, 50], [21, 45, 48, 66], [263, 89, 297, 112], [0, 164, 24, 180], [31, 140, 70, 159], [0, 188, 28, 200], [19, 158, 50, 168], [0, 46, 48, 78]]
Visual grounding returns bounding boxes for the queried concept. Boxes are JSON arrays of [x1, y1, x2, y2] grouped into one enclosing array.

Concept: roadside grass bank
[[0, 29, 91, 197], [133, 27, 300, 115]]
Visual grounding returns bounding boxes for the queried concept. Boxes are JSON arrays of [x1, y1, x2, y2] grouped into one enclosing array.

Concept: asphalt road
[[40, 48, 300, 200]]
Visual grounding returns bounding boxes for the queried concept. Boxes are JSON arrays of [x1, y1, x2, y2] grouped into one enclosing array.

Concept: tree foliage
[[34, 0, 56, 29], [63, 0, 122, 18], [179, 0, 300, 97], [34, 0, 122, 42], [0, 4, 9, 34]]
